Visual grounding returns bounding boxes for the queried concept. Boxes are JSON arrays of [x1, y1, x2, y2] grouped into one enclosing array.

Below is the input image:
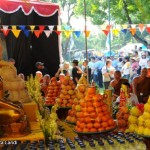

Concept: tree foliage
[[75, 0, 150, 24]]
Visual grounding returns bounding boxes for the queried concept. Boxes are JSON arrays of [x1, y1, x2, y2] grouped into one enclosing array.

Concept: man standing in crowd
[[132, 68, 150, 103], [88, 57, 95, 82], [72, 60, 83, 85], [35, 61, 49, 76], [94, 57, 104, 88]]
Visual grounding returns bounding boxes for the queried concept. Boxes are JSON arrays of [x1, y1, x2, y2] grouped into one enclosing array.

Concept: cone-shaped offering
[[136, 97, 150, 136], [66, 84, 87, 124], [45, 77, 61, 105], [116, 88, 130, 132], [74, 86, 116, 133], [56, 76, 76, 108], [125, 104, 144, 133]]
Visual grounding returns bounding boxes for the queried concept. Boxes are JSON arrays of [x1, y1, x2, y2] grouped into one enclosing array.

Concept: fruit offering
[[66, 84, 87, 124], [74, 86, 116, 133], [78, 75, 89, 85], [45, 77, 61, 105], [126, 104, 144, 133], [116, 88, 130, 132], [56, 76, 76, 108], [136, 97, 150, 136]]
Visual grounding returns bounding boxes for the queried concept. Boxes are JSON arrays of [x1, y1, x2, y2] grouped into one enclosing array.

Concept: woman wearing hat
[[72, 60, 83, 85]]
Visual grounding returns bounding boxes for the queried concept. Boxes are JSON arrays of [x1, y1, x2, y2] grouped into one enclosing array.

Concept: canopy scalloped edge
[[0, 0, 60, 17]]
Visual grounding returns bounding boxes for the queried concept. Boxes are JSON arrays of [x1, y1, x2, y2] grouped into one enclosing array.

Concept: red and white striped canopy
[[0, 0, 60, 17]]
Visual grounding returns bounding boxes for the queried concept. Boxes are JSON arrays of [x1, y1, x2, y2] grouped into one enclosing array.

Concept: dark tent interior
[[0, 1, 60, 78]]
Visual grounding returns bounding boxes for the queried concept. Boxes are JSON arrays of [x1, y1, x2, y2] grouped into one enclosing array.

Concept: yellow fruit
[[128, 115, 138, 124], [144, 103, 150, 113], [142, 112, 150, 119], [75, 105, 81, 112], [68, 90, 74, 95], [138, 116, 145, 126], [143, 128, 150, 136], [145, 119, 150, 128], [128, 124, 137, 132], [130, 106, 142, 117], [136, 126, 144, 135]]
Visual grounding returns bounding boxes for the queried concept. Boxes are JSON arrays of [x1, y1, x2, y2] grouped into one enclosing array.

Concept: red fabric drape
[[0, 0, 59, 17]]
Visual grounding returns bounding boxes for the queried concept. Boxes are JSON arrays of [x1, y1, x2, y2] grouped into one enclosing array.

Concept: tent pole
[[108, 0, 111, 56], [84, 0, 89, 83]]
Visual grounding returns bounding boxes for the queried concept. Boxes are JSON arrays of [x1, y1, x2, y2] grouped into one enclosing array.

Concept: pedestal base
[[0, 122, 44, 142]]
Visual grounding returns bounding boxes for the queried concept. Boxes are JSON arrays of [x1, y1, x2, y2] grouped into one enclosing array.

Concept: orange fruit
[[101, 122, 108, 128], [85, 117, 92, 123], [92, 95, 100, 101], [123, 113, 130, 120], [120, 106, 129, 114], [78, 112, 84, 118], [79, 118, 84, 123], [85, 96, 91, 101], [83, 112, 90, 117], [102, 104, 108, 112], [76, 121, 80, 127], [108, 119, 115, 126], [87, 106, 95, 113], [116, 112, 123, 119], [87, 123, 94, 129], [83, 128, 89, 132], [98, 112, 104, 119], [118, 119, 127, 127], [93, 102, 101, 107], [95, 117, 101, 123], [90, 128, 97, 132], [86, 101, 93, 106], [94, 122, 101, 129], [87, 86, 96, 94], [79, 122, 86, 129], [98, 127, 104, 132], [90, 112, 97, 118], [96, 107, 103, 113]]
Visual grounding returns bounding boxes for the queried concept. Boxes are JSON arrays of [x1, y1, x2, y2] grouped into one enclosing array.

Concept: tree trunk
[[123, 0, 148, 46]]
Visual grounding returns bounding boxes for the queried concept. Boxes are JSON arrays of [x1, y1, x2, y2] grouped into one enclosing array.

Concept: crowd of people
[[15, 46, 150, 105]]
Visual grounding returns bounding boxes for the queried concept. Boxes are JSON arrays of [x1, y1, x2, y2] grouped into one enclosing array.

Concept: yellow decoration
[[84, 30, 91, 37], [112, 29, 120, 36], [30, 25, 35, 32], [11, 29, 21, 38], [64, 31, 72, 38], [121, 84, 129, 99], [11, 26, 17, 30]]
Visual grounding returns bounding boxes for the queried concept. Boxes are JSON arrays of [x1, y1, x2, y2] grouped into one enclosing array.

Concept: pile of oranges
[[66, 84, 87, 123], [45, 77, 61, 105], [74, 86, 116, 133], [56, 76, 77, 108], [116, 89, 130, 132], [116, 106, 130, 132]]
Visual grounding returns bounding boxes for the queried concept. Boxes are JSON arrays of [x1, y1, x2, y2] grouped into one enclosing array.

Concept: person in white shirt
[[115, 82, 139, 106], [102, 59, 115, 89], [121, 56, 131, 80], [139, 52, 149, 69], [138, 47, 143, 59], [88, 57, 95, 82]]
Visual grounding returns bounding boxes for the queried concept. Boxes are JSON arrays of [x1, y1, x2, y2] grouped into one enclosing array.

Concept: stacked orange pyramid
[[116, 88, 130, 132], [56, 76, 77, 108], [74, 86, 116, 133], [45, 77, 61, 105], [66, 84, 87, 124]]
